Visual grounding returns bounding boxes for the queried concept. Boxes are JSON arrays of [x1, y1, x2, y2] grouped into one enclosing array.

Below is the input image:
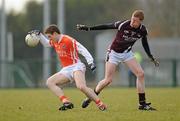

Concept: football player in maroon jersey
[[77, 10, 159, 110]]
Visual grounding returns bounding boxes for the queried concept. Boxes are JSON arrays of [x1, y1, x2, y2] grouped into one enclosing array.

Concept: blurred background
[[0, 0, 179, 88]]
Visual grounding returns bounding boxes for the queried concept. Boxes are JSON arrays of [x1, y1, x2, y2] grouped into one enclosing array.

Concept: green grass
[[0, 88, 180, 121]]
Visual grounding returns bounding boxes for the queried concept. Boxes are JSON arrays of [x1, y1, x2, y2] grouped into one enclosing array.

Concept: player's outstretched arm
[[77, 23, 117, 31], [39, 33, 51, 47], [28, 30, 51, 47]]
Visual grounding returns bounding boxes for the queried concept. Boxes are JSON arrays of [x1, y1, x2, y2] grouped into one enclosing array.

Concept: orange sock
[[95, 99, 101, 105], [59, 95, 70, 103], [95, 99, 107, 110]]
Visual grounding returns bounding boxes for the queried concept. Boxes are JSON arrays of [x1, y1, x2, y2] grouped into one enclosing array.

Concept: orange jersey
[[50, 35, 79, 67]]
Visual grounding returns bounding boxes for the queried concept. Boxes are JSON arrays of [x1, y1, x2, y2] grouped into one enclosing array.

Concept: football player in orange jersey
[[29, 24, 106, 111]]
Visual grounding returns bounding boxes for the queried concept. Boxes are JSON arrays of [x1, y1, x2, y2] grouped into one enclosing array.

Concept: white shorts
[[58, 62, 86, 82], [107, 50, 134, 65]]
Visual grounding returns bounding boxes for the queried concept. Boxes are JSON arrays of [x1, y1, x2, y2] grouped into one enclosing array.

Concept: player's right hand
[[76, 24, 89, 31], [28, 30, 41, 35], [89, 63, 96, 73]]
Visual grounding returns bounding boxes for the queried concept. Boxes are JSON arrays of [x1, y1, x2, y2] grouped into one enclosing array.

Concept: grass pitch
[[0, 88, 180, 121]]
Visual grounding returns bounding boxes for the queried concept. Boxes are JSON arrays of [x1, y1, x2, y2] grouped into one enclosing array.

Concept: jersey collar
[[58, 34, 64, 43]]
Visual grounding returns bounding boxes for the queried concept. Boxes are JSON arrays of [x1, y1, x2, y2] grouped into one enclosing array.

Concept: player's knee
[[46, 79, 54, 88], [104, 78, 113, 85], [46, 79, 50, 88], [76, 84, 87, 91], [137, 71, 144, 79]]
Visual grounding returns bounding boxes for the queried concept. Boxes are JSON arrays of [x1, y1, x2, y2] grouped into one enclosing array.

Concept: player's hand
[[89, 63, 96, 73], [28, 30, 41, 35], [76, 24, 89, 31], [150, 57, 159, 67]]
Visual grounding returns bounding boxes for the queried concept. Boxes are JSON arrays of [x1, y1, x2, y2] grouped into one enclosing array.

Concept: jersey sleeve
[[141, 25, 148, 37], [140, 25, 153, 58], [141, 35, 153, 58], [114, 21, 122, 28], [89, 23, 117, 30], [76, 41, 94, 65], [39, 33, 51, 47]]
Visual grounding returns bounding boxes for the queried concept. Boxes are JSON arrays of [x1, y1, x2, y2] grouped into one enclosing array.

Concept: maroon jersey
[[110, 20, 147, 53], [89, 20, 153, 58]]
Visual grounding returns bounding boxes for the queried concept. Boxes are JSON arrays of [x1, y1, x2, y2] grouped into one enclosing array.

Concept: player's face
[[130, 16, 141, 28], [46, 33, 57, 41]]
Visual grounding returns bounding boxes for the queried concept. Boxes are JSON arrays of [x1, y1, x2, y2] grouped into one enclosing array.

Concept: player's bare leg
[[125, 58, 156, 110], [46, 73, 74, 111], [74, 70, 107, 111], [95, 62, 117, 92], [82, 62, 116, 108]]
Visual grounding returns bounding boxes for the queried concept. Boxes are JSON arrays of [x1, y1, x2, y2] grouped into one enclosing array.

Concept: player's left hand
[[76, 24, 89, 31], [28, 30, 41, 35], [89, 63, 96, 73], [150, 57, 159, 67]]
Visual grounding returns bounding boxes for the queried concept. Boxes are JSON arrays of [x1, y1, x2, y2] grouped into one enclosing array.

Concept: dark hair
[[44, 24, 61, 34], [132, 10, 144, 21]]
